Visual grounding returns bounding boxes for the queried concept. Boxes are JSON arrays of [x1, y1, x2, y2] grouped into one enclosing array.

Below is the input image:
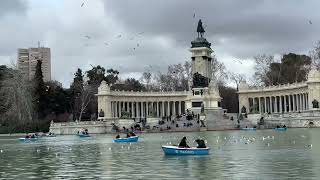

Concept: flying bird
[[117, 34, 122, 38], [138, 32, 144, 35], [193, 13, 196, 18], [81, 2, 84, 7], [233, 59, 243, 64], [84, 35, 91, 39], [308, 20, 313, 24], [137, 43, 140, 47], [104, 42, 108, 46]]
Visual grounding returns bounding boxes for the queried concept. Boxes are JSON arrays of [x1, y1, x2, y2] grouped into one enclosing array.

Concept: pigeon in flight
[[308, 20, 313, 24], [117, 34, 122, 38], [81, 3, 84, 7], [84, 35, 91, 39], [193, 13, 196, 18]]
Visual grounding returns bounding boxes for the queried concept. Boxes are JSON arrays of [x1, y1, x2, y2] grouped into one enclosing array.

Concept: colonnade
[[247, 93, 309, 114], [110, 101, 185, 118]]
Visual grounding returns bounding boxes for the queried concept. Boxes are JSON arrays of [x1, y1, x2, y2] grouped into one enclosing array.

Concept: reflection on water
[[0, 129, 320, 179]]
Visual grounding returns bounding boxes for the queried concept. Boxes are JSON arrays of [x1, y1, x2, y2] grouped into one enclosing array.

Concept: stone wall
[[49, 121, 113, 135]]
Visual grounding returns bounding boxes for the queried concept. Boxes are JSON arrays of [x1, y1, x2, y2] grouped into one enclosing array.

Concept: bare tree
[[211, 55, 228, 85], [230, 72, 246, 91], [310, 41, 320, 70], [74, 82, 94, 121], [253, 54, 274, 86], [0, 66, 34, 132]]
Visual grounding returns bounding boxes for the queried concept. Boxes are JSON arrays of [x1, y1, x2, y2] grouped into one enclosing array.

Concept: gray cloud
[[0, 0, 27, 17], [1, 0, 320, 87]]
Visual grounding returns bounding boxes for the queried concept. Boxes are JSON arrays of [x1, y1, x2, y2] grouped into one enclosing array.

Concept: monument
[[50, 20, 238, 134]]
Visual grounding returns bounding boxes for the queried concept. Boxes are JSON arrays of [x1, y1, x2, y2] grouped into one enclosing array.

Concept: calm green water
[[0, 128, 319, 179]]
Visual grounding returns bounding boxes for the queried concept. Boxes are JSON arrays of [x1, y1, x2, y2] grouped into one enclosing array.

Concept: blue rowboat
[[78, 134, 91, 138], [274, 127, 287, 131], [113, 136, 139, 143], [19, 137, 38, 142], [161, 145, 210, 155], [241, 128, 256, 131]]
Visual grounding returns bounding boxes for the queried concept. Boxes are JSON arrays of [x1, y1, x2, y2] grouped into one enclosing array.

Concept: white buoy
[[36, 149, 40, 153], [0, 149, 3, 153]]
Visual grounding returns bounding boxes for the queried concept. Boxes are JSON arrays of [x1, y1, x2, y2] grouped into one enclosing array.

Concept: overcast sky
[[1, 0, 320, 87]]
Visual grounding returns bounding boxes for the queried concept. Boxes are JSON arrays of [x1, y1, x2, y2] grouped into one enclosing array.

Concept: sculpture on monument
[[197, 19, 205, 38], [312, 99, 319, 108]]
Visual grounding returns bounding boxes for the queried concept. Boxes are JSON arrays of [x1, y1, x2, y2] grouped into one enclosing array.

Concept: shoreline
[[0, 127, 318, 136]]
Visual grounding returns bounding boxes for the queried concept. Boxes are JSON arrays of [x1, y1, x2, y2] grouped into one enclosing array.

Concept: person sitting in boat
[[283, 125, 286, 128], [115, 134, 120, 139], [126, 133, 131, 138], [178, 136, 190, 148], [84, 129, 89, 135], [130, 132, 136, 137], [31, 134, 36, 139], [195, 139, 206, 148], [25, 134, 30, 138], [276, 125, 280, 128]]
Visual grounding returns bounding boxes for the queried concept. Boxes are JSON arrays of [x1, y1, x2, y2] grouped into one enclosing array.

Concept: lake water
[[0, 128, 319, 179]]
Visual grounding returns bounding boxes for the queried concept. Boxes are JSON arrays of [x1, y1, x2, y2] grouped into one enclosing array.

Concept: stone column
[[293, 95, 296, 112], [178, 101, 181, 115], [156, 101, 159, 117], [284, 96, 287, 113], [162, 101, 165, 117], [288, 95, 291, 112], [146, 102, 149, 117], [279, 96, 282, 113], [173, 101, 176, 115], [264, 97, 267, 113], [167, 101, 170, 116], [258, 98, 262, 114], [300, 94, 303, 111]]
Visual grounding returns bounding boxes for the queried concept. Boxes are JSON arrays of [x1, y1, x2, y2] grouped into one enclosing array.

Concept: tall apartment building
[[17, 47, 51, 82]]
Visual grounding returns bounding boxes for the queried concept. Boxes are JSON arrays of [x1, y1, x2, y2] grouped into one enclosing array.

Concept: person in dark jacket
[[115, 134, 120, 139], [178, 136, 190, 148], [195, 139, 206, 148]]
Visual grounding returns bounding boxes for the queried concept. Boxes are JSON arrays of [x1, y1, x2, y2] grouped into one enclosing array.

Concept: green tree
[[112, 78, 146, 91], [219, 85, 239, 113], [86, 65, 107, 89], [34, 60, 47, 119], [105, 68, 119, 85], [254, 53, 311, 86]]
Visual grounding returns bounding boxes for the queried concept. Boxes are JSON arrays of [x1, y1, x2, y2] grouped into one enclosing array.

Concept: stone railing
[[50, 121, 108, 127], [239, 82, 307, 93], [98, 90, 189, 97]]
